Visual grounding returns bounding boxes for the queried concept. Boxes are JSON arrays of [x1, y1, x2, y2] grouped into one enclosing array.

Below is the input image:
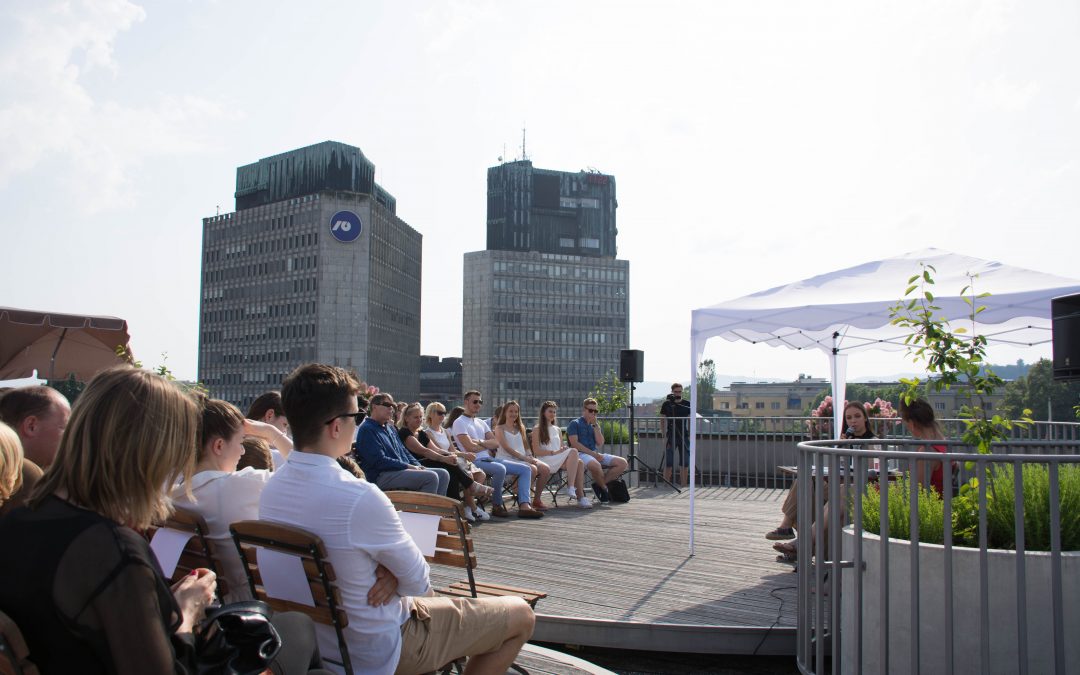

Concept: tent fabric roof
[[691, 248, 1080, 354]]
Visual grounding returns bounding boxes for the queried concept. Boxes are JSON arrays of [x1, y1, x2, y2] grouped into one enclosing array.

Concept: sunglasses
[[434, 410, 446, 416], [324, 411, 365, 426], [585, 408, 598, 414], [468, 399, 483, 405], [375, 401, 395, 409]]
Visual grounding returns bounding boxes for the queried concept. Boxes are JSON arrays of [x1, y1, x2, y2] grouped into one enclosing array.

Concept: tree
[[46, 375, 84, 404], [588, 369, 629, 415], [889, 264, 1031, 453], [696, 359, 717, 413], [1002, 358, 1080, 421]]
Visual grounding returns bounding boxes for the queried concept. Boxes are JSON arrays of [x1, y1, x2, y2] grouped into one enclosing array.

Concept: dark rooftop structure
[[235, 140, 396, 212], [486, 160, 617, 258]]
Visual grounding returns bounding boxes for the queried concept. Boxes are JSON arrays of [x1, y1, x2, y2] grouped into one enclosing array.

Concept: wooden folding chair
[[146, 507, 229, 601], [229, 521, 352, 674], [0, 609, 38, 675], [385, 491, 546, 608]]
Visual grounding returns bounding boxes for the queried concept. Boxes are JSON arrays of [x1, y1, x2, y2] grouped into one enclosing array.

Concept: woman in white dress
[[530, 401, 591, 508], [493, 401, 548, 514]]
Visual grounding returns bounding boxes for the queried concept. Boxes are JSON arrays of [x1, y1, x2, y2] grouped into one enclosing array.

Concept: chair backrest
[[384, 491, 477, 593], [229, 520, 351, 675], [146, 507, 229, 600], [0, 610, 38, 675]]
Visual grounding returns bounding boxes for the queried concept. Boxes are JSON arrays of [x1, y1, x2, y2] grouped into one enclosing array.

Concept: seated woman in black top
[[0, 366, 330, 675], [397, 402, 494, 502]]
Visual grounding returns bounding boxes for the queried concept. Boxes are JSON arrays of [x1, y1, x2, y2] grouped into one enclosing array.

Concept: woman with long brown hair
[[492, 401, 544, 518], [530, 401, 590, 508]]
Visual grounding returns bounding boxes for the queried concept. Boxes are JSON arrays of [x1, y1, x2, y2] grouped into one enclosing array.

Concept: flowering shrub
[[807, 395, 899, 438]]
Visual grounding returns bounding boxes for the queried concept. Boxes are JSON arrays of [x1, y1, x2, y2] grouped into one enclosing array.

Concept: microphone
[[844, 426, 855, 439]]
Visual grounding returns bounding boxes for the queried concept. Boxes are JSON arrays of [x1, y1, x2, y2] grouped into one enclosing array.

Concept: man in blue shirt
[[566, 398, 628, 504], [354, 393, 449, 495]]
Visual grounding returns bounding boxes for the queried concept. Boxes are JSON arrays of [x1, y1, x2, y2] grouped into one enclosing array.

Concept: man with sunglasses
[[260, 364, 535, 674], [353, 393, 450, 495], [567, 398, 629, 504]]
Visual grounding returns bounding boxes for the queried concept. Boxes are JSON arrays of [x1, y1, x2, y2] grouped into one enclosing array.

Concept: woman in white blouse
[[172, 399, 292, 602], [493, 401, 548, 515], [530, 401, 591, 508]]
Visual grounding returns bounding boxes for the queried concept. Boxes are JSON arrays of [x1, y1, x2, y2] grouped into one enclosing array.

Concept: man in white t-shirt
[[260, 365, 534, 675]]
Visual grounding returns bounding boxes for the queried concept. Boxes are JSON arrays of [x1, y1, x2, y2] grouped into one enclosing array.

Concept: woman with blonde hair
[[0, 421, 25, 509], [493, 401, 546, 517], [422, 402, 490, 521], [531, 401, 590, 508], [397, 403, 493, 515], [0, 367, 330, 674]]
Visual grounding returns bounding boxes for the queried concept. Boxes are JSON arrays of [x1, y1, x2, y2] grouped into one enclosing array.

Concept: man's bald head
[[0, 386, 71, 468]]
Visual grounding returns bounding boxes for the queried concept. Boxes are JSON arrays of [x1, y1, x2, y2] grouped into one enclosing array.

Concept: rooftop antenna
[[521, 123, 528, 161], [216, 205, 220, 216]]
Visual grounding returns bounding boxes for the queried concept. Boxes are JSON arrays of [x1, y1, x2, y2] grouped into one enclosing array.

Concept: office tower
[[464, 160, 629, 415], [198, 141, 421, 407]]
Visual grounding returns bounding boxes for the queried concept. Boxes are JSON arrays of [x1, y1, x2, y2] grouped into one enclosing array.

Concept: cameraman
[[659, 383, 691, 486]]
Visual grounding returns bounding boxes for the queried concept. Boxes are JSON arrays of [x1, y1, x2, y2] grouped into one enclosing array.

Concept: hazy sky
[[2, 0, 1078, 387]]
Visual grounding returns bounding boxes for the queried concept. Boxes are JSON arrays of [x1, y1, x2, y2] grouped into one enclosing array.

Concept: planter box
[[841, 528, 1080, 674]]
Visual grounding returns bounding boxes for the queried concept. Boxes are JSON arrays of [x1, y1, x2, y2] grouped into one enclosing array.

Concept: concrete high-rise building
[[198, 141, 421, 408], [463, 160, 629, 415]]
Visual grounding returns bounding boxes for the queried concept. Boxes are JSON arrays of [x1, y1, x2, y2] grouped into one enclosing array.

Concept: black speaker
[[619, 349, 644, 382], [1052, 293, 1080, 381]]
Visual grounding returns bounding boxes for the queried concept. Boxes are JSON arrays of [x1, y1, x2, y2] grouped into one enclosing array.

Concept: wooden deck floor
[[429, 485, 799, 655]]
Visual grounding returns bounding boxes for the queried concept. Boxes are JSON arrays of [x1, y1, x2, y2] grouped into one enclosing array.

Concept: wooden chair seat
[[229, 520, 352, 674], [385, 491, 547, 608], [146, 507, 229, 601], [0, 609, 38, 675]]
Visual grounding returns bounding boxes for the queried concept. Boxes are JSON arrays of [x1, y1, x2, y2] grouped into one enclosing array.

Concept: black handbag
[[196, 600, 282, 675], [607, 478, 631, 503]]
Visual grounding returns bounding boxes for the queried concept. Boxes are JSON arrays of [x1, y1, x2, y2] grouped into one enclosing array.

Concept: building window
[[755, 402, 765, 409], [771, 402, 781, 410]]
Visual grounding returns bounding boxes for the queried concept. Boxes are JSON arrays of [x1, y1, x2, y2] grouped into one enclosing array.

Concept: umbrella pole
[[48, 327, 68, 381]]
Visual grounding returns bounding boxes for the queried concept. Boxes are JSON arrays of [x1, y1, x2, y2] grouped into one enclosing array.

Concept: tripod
[[627, 382, 681, 493]]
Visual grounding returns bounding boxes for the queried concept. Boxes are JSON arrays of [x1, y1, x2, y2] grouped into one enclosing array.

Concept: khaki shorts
[[395, 596, 512, 675]]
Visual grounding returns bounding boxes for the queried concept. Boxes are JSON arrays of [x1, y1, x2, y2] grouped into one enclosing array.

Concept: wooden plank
[[427, 485, 799, 653]]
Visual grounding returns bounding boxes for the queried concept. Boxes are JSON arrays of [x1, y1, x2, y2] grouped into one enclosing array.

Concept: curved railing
[[794, 437, 1080, 675]]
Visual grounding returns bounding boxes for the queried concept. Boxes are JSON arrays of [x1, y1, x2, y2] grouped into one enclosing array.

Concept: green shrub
[[860, 464, 1080, 551], [861, 477, 945, 545], [599, 420, 632, 445]]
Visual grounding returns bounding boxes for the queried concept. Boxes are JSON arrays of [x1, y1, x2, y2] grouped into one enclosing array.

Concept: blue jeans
[[494, 458, 533, 505], [376, 467, 449, 495]]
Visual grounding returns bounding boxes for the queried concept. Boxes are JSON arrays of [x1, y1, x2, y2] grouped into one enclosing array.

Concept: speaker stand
[[627, 382, 681, 493]]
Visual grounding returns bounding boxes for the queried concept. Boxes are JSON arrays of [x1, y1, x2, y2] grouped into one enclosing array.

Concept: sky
[[2, 0, 1078, 388]]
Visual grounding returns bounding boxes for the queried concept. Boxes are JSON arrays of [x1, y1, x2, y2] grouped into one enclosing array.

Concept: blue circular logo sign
[[329, 210, 363, 242]]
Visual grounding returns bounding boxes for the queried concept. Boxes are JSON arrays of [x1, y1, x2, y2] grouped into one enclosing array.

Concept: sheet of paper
[[398, 511, 441, 557], [149, 528, 195, 578], [257, 548, 315, 607]]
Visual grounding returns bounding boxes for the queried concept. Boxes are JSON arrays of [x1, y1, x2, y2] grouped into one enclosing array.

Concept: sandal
[[765, 527, 796, 541], [772, 541, 797, 556], [517, 505, 543, 519], [530, 500, 548, 511], [469, 483, 494, 500], [776, 551, 797, 564]]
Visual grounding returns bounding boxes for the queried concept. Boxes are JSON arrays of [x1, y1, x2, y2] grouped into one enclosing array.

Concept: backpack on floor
[[607, 478, 630, 503]]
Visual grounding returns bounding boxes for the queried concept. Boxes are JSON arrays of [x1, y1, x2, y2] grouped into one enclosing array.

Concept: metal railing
[[522, 415, 1080, 489], [794, 435, 1080, 675]]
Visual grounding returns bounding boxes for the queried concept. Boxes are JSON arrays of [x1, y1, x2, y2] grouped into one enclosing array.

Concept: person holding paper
[[261, 364, 535, 675], [0, 367, 330, 674]]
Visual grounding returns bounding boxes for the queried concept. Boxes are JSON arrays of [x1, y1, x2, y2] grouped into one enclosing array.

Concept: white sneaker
[[565, 485, 577, 500], [578, 496, 593, 509], [463, 508, 476, 523], [473, 507, 491, 521]]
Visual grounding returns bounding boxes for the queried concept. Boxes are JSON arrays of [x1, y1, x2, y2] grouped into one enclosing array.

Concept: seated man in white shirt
[[260, 364, 535, 675]]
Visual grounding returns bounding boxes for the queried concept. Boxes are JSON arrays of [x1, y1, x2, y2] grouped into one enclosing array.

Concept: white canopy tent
[[686, 248, 1080, 553]]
